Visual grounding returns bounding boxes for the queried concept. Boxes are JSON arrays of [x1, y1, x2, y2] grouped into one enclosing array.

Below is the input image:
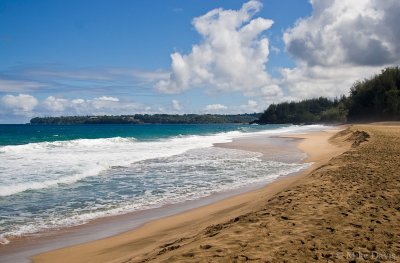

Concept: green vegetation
[[257, 67, 400, 124], [30, 113, 260, 125], [257, 97, 347, 124], [347, 67, 400, 122]]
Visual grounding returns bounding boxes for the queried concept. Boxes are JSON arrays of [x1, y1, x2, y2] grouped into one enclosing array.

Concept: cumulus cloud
[[1, 94, 148, 118], [277, 65, 381, 100], [284, 0, 400, 67], [241, 100, 259, 112], [93, 96, 119, 102], [226, 100, 263, 113], [156, 0, 274, 95], [279, 0, 400, 100], [171, 99, 183, 111], [43, 96, 69, 112], [203, 104, 228, 113], [43, 96, 122, 113], [201, 100, 264, 114], [1, 94, 38, 116]]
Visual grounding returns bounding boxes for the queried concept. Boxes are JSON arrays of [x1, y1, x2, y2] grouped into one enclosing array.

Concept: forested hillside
[[257, 67, 400, 124], [347, 67, 400, 121], [257, 97, 347, 124]]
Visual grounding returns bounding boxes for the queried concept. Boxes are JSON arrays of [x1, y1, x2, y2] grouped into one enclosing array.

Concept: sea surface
[[0, 123, 324, 245]]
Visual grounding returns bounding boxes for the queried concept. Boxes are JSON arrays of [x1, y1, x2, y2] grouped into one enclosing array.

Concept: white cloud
[[72, 98, 85, 104], [204, 103, 228, 113], [43, 96, 69, 112], [1, 94, 38, 116], [0, 93, 171, 122], [156, 0, 274, 95], [89, 96, 120, 111], [278, 0, 400, 101], [247, 100, 257, 108], [284, 0, 400, 67], [230, 100, 263, 113], [40, 95, 142, 115], [278, 65, 381, 100], [94, 96, 119, 102], [260, 84, 284, 102], [171, 99, 182, 111], [43, 96, 121, 113], [202, 102, 262, 114]]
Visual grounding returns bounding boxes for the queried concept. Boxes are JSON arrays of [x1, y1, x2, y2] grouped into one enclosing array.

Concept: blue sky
[[1, 0, 399, 123]]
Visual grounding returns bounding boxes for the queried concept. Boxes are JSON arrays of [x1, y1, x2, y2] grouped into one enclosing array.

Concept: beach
[[29, 125, 354, 263], [119, 123, 399, 262], [3, 123, 399, 262]]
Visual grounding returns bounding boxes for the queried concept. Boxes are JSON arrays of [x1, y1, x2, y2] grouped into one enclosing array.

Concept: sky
[[0, 0, 399, 123]]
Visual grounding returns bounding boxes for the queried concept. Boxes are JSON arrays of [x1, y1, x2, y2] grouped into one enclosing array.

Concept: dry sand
[[33, 124, 400, 262]]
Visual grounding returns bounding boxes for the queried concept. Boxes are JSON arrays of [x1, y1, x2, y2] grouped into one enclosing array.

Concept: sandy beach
[[28, 125, 349, 262], [29, 123, 400, 262]]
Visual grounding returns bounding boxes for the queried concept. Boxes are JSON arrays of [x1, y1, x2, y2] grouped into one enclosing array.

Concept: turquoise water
[[0, 124, 279, 146], [0, 124, 324, 245]]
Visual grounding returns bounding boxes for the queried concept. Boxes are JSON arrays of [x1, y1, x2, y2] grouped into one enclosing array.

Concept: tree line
[[30, 113, 261, 125], [257, 67, 400, 124]]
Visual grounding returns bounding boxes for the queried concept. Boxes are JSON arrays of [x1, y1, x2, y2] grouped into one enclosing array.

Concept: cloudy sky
[[1, 0, 399, 123]]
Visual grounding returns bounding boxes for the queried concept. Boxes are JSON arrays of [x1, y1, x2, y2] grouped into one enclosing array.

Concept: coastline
[[29, 126, 348, 263], [0, 127, 317, 262]]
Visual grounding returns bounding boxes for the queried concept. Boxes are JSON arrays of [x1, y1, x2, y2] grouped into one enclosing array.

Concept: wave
[[0, 147, 311, 243], [0, 133, 235, 196], [0, 137, 137, 153]]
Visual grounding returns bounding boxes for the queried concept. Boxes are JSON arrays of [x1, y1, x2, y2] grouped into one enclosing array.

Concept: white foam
[[0, 236, 10, 245], [246, 124, 329, 136], [0, 134, 234, 196], [0, 147, 311, 242]]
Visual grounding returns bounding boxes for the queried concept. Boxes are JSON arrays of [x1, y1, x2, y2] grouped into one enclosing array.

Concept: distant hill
[[30, 113, 261, 125], [256, 66, 400, 124]]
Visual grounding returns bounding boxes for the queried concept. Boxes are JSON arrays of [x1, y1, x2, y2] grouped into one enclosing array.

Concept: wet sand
[[31, 126, 356, 262]]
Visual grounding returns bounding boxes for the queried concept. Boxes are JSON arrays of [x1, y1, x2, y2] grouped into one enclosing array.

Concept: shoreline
[[28, 126, 347, 263], [0, 128, 314, 262]]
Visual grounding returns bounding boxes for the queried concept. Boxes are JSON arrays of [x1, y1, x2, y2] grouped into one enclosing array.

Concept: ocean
[[0, 124, 324, 245]]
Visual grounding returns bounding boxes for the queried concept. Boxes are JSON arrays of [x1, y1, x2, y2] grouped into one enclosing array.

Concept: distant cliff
[[30, 113, 261, 125]]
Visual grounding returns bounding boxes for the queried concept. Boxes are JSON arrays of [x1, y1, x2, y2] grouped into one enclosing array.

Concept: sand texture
[[33, 124, 400, 262]]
